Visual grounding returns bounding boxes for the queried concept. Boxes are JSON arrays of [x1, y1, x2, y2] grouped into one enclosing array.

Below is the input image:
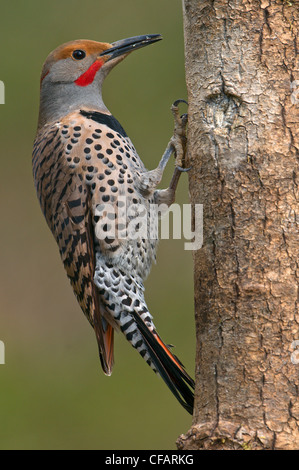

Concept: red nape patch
[[40, 70, 49, 85], [75, 59, 104, 87]]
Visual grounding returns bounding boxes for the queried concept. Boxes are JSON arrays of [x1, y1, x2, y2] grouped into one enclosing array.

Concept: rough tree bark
[[177, 0, 299, 450]]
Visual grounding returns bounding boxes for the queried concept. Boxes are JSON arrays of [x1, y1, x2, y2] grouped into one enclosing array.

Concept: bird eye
[[72, 50, 86, 60]]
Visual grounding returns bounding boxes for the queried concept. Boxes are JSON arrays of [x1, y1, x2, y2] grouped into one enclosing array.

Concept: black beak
[[100, 34, 162, 61]]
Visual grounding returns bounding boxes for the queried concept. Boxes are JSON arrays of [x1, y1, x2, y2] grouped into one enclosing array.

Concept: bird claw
[[176, 165, 192, 173], [172, 99, 188, 109]]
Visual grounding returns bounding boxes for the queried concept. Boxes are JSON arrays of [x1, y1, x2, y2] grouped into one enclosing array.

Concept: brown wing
[[33, 123, 114, 375]]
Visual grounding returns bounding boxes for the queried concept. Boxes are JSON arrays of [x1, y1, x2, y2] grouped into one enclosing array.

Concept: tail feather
[[131, 310, 194, 414], [94, 313, 114, 376]]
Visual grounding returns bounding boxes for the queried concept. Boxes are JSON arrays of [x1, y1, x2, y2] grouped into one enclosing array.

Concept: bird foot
[[170, 100, 188, 169]]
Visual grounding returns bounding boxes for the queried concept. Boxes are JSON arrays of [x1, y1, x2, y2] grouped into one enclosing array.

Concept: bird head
[[38, 35, 162, 128]]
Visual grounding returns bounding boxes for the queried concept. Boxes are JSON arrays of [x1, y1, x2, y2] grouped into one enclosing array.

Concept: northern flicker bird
[[33, 34, 194, 414]]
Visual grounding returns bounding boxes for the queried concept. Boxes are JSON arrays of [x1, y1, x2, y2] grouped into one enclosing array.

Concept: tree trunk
[[177, 0, 299, 450]]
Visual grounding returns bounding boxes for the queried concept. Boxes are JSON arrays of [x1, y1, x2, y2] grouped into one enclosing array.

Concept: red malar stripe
[[75, 59, 104, 87]]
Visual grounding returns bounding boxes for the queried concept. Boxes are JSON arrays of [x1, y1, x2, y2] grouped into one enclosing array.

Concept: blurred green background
[[0, 0, 194, 450]]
